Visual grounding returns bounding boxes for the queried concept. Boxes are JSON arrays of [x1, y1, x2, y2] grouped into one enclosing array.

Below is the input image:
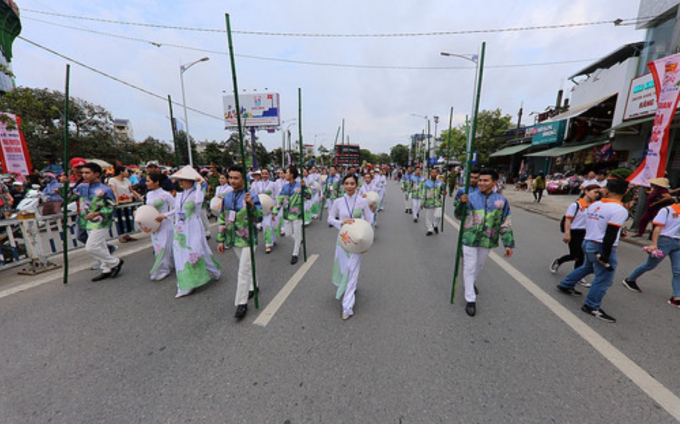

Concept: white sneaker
[[175, 289, 194, 298], [578, 278, 591, 288], [91, 263, 102, 270], [549, 259, 560, 274], [152, 273, 169, 281], [342, 313, 351, 320]]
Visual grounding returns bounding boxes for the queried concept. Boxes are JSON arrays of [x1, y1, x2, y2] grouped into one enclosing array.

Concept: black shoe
[[466, 302, 476, 317], [235, 304, 248, 319], [622, 278, 642, 293], [434, 227, 439, 234], [556, 285, 582, 296], [291, 255, 298, 265], [474, 285, 479, 295], [91, 272, 112, 282], [414, 218, 418, 223], [248, 287, 259, 300], [329, 224, 333, 227], [405, 209, 409, 214], [581, 304, 616, 323], [426, 231, 433, 236], [110, 259, 124, 278]]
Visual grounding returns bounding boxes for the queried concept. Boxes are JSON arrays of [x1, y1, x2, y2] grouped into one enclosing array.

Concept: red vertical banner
[[628, 53, 680, 186], [0, 113, 32, 175]]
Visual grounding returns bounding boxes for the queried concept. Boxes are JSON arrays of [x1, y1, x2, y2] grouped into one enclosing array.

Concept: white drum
[[338, 218, 374, 254], [210, 197, 223, 216], [134, 205, 161, 233], [259, 194, 275, 214]]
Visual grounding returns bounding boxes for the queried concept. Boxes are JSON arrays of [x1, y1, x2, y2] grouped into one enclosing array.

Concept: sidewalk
[[502, 188, 648, 248]]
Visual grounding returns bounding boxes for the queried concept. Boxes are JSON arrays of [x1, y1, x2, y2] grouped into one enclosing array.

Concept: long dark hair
[[342, 174, 358, 185], [114, 166, 127, 177]]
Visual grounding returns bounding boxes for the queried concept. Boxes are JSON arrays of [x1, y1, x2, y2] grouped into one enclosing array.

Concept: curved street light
[[179, 56, 209, 167]]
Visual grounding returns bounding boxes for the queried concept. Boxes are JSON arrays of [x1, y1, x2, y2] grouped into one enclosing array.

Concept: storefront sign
[[531, 121, 566, 146], [629, 53, 680, 186], [0, 113, 31, 175], [623, 73, 657, 120]]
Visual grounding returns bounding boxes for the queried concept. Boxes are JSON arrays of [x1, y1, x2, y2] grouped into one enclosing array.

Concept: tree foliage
[[390, 144, 410, 167]]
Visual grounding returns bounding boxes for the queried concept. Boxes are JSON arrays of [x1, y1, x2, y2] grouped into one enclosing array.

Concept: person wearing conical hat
[[217, 165, 263, 319], [171, 166, 222, 298], [634, 177, 672, 238], [328, 174, 374, 320], [145, 173, 176, 281]]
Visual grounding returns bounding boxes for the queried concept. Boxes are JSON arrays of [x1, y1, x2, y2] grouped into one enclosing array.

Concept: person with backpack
[[549, 184, 601, 285]]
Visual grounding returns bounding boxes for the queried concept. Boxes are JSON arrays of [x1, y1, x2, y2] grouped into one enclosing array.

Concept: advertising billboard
[[223, 93, 280, 129], [623, 73, 656, 120], [531, 121, 566, 146], [334, 144, 360, 166], [0, 113, 31, 175]]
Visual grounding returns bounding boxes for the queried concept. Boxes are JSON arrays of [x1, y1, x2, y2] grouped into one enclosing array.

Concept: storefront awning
[[525, 140, 607, 157], [542, 94, 617, 123], [490, 143, 533, 157], [611, 116, 654, 131]]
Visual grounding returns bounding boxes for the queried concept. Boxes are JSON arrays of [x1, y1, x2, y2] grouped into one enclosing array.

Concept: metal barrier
[[0, 202, 143, 270]]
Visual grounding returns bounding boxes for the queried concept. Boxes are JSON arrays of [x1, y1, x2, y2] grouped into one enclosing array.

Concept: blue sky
[[14, 0, 643, 156]]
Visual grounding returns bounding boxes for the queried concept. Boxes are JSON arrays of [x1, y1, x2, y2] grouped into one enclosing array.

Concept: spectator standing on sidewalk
[[533, 172, 545, 203], [633, 178, 672, 238]]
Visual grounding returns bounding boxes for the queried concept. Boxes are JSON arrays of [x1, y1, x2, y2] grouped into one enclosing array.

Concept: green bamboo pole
[[168, 95, 180, 168], [226, 13, 259, 309], [62, 64, 70, 285], [451, 42, 486, 304], [440, 106, 453, 234], [298, 88, 308, 262]]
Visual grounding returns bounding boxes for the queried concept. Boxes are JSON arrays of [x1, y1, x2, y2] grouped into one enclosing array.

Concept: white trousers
[[411, 198, 421, 219], [403, 192, 412, 209], [201, 208, 211, 237], [462, 245, 490, 303], [233, 246, 256, 306], [86, 228, 119, 273], [342, 253, 362, 317], [284, 219, 302, 256], [424, 207, 442, 232]]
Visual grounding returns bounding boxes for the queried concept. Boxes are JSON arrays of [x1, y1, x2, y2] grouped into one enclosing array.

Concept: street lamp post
[[179, 56, 209, 167], [281, 119, 296, 167], [411, 113, 431, 171], [441, 43, 486, 304]]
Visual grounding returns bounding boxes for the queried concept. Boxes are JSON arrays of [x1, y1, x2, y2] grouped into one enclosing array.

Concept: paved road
[[0, 181, 678, 423]]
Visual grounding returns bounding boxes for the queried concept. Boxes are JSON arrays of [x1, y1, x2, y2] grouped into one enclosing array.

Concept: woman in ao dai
[[145, 174, 176, 281], [328, 174, 374, 320]]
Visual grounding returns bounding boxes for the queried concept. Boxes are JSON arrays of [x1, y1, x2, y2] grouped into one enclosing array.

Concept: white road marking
[[253, 254, 319, 327], [444, 214, 680, 420], [0, 243, 152, 300]]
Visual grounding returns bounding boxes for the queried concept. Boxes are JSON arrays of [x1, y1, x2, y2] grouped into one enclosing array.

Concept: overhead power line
[[25, 17, 597, 70], [22, 8, 654, 38], [17, 36, 224, 122]]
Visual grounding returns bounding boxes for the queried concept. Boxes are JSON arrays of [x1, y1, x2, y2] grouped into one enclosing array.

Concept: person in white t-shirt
[[556, 178, 630, 323], [622, 200, 680, 308], [579, 171, 598, 191]]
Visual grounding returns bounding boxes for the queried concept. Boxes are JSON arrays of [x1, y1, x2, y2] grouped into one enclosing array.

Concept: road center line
[[253, 254, 319, 327], [444, 214, 680, 420]]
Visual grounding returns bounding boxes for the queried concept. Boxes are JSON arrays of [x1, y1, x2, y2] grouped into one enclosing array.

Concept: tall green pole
[[226, 13, 259, 309], [168, 95, 180, 168], [298, 88, 308, 262], [440, 106, 453, 234], [451, 42, 486, 304], [426, 120, 431, 174], [61, 64, 70, 285]]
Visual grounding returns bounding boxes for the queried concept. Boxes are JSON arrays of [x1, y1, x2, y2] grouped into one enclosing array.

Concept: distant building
[[0, 0, 21, 93], [113, 119, 134, 140]]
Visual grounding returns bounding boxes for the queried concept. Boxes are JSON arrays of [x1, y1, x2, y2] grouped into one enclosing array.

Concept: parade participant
[[145, 173, 176, 281], [622, 198, 680, 308], [217, 165, 263, 319], [171, 166, 222, 298], [256, 168, 278, 253], [272, 166, 311, 265], [454, 167, 480, 202], [358, 171, 376, 196], [323, 166, 342, 225], [550, 184, 600, 282], [274, 169, 286, 236], [328, 174, 374, 320], [41, 173, 63, 215], [455, 169, 514, 317], [73, 163, 124, 282], [302, 168, 314, 225], [410, 167, 425, 223], [308, 166, 322, 220], [633, 178, 672, 238], [377, 168, 387, 210], [422, 168, 446, 236], [140, 161, 176, 195], [401, 166, 413, 214], [556, 178, 629, 323], [214, 173, 234, 199]]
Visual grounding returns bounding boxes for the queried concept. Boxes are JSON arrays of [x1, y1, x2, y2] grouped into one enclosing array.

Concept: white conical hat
[[338, 218, 374, 254], [365, 191, 380, 209], [171, 165, 201, 181], [134, 205, 161, 233], [259, 193, 275, 214], [210, 197, 223, 216]]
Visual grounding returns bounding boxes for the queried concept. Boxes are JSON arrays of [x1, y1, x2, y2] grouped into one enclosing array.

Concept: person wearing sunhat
[[170, 165, 222, 298], [634, 177, 673, 238]]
